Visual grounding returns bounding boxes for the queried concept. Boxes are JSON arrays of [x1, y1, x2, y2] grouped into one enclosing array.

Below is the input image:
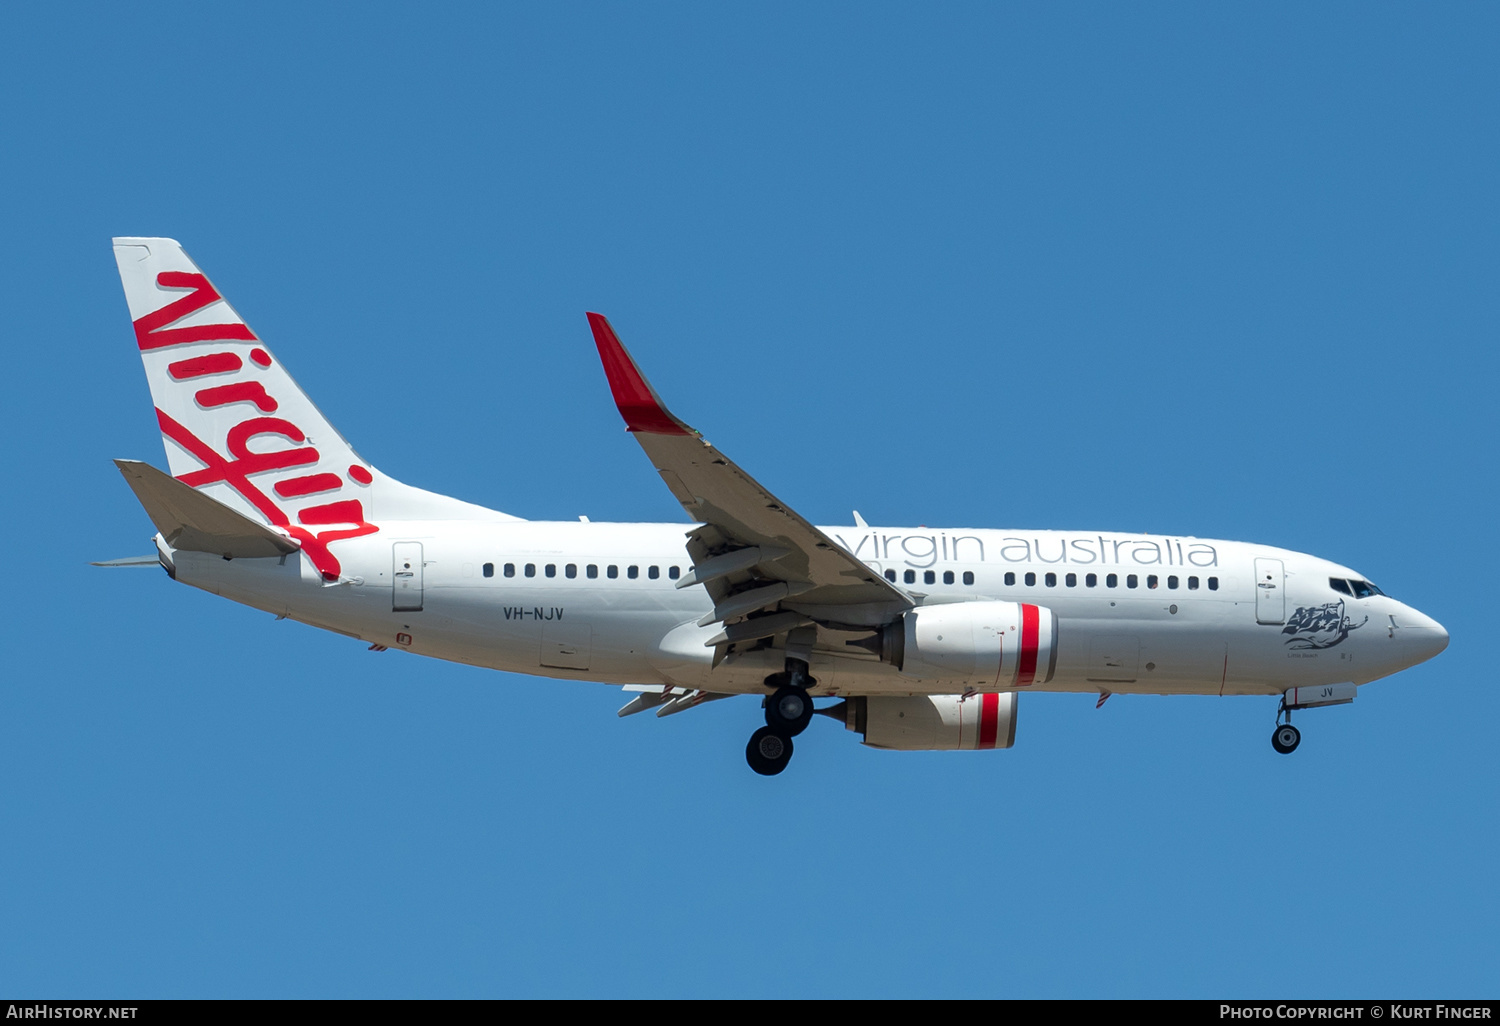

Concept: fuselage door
[[393, 541, 424, 612], [1254, 557, 1285, 625]]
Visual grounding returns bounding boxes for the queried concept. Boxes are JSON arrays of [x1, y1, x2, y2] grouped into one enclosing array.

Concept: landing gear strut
[[745, 658, 814, 775], [1271, 698, 1301, 755]]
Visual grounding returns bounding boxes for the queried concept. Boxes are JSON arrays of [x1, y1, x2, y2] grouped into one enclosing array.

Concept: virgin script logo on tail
[[137, 271, 377, 579]]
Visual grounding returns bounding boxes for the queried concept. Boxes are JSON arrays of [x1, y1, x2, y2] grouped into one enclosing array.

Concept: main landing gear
[[745, 658, 815, 776], [1271, 698, 1302, 755], [746, 727, 793, 776]]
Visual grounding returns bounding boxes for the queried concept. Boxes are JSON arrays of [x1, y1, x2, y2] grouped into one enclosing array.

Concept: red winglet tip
[[585, 312, 693, 436]]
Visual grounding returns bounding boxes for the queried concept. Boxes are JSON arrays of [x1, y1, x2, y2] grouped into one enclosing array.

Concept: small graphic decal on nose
[[1282, 600, 1367, 650]]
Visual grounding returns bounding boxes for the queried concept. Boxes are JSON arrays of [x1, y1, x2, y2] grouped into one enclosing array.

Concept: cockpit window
[[1329, 578, 1352, 596], [1349, 579, 1384, 599]]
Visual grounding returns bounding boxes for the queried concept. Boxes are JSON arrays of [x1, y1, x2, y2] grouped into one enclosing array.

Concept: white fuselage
[[163, 521, 1448, 700]]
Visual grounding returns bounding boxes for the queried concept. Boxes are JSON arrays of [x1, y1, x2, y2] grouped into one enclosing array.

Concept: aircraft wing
[[587, 314, 912, 641]]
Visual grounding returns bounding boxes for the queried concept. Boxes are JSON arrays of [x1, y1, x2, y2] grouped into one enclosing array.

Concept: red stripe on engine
[[978, 692, 999, 749], [1017, 603, 1040, 686]]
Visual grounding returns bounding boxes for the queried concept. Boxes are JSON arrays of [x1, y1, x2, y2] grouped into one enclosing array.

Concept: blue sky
[[2, 2, 1496, 997]]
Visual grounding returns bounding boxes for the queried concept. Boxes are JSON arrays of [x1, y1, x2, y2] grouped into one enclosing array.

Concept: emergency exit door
[[1254, 557, 1285, 625], [393, 542, 424, 612]]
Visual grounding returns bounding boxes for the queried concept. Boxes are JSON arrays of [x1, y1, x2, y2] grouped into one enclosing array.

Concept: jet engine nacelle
[[841, 694, 1018, 751], [877, 600, 1057, 687]]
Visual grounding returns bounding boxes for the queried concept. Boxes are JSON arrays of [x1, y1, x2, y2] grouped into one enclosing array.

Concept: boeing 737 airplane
[[99, 238, 1449, 774]]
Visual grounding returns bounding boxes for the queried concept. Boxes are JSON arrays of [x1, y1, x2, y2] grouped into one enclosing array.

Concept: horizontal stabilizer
[[90, 555, 161, 567], [113, 459, 300, 559]]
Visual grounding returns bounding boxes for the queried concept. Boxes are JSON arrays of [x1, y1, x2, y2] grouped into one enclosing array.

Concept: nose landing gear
[[1271, 722, 1301, 754], [745, 658, 814, 775], [1268, 683, 1356, 753], [1271, 697, 1301, 754]]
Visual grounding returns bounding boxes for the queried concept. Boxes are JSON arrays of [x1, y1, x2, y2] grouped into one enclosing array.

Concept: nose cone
[[1397, 606, 1449, 666]]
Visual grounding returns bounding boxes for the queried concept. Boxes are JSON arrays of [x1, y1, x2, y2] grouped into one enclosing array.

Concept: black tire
[[746, 727, 794, 776], [765, 685, 814, 736], [1271, 723, 1301, 755]]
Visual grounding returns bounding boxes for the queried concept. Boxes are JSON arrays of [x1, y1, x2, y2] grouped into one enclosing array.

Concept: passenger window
[[1004, 572, 1016, 586], [668, 566, 680, 580], [1330, 578, 1352, 596], [1106, 573, 1118, 588], [1208, 577, 1219, 591], [482, 563, 494, 578], [1044, 572, 1057, 587], [607, 565, 618, 579], [904, 569, 916, 584], [1350, 579, 1375, 599], [1168, 575, 1178, 589], [525, 563, 536, 578], [545, 564, 556, 578], [628, 565, 639, 579], [504, 563, 516, 578], [885, 568, 897, 583], [587, 564, 598, 579], [1127, 574, 1138, 589], [1065, 573, 1077, 587], [943, 571, 955, 584], [1147, 575, 1158, 589], [565, 564, 577, 579], [1187, 576, 1199, 590], [1086, 573, 1097, 587], [1025, 572, 1037, 587], [923, 570, 935, 584], [648, 566, 660, 580], [962, 571, 975, 585]]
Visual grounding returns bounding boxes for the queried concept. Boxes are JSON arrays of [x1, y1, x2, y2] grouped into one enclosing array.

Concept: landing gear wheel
[[1271, 723, 1301, 754], [765, 685, 814, 737], [746, 727, 794, 776]]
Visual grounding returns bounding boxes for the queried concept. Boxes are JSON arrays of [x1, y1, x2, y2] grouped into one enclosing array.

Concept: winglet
[[586, 313, 696, 436]]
